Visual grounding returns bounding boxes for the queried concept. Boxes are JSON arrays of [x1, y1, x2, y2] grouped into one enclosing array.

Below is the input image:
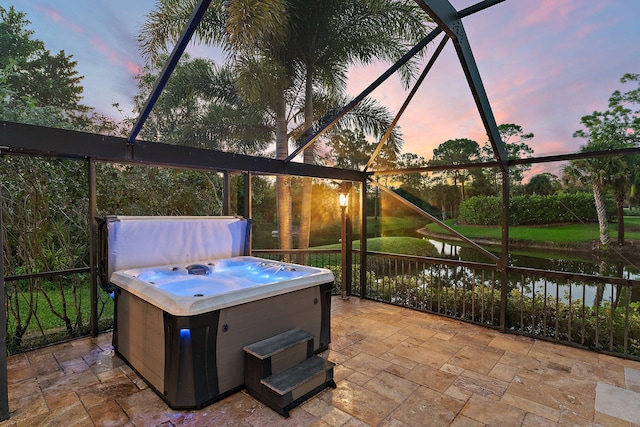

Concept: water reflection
[[422, 238, 640, 308], [426, 239, 640, 280]]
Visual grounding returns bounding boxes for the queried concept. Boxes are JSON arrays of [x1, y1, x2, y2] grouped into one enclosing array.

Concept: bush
[[459, 192, 616, 225], [458, 196, 500, 225]]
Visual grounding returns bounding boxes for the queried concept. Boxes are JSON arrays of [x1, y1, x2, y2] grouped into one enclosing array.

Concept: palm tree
[[562, 145, 618, 248], [139, 0, 298, 248], [285, 0, 429, 250], [569, 101, 639, 247], [138, 0, 429, 250]]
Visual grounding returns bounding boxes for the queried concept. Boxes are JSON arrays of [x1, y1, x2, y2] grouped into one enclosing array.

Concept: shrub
[[459, 192, 616, 225]]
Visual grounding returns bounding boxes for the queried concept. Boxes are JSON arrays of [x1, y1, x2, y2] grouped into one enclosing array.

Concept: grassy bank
[[314, 236, 438, 257], [423, 216, 640, 243]]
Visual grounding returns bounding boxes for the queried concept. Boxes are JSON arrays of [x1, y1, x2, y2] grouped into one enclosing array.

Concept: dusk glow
[[12, 0, 640, 177]]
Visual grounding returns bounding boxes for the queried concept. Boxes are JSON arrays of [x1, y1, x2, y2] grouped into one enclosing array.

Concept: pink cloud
[[519, 0, 577, 29], [35, 5, 85, 35], [125, 60, 141, 75], [90, 37, 141, 77]]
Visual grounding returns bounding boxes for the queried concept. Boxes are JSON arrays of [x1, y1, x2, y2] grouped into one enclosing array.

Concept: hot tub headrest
[[98, 216, 251, 290]]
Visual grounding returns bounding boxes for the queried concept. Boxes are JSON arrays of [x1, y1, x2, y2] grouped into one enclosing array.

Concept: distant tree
[[321, 129, 373, 170], [426, 183, 461, 220], [395, 152, 428, 189], [481, 123, 534, 191], [466, 168, 496, 197], [429, 138, 481, 200], [525, 173, 561, 196]]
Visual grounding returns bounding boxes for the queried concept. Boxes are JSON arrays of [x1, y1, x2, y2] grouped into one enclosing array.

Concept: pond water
[[424, 238, 640, 281], [424, 237, 640, 307], [367, 224, 640, 307]]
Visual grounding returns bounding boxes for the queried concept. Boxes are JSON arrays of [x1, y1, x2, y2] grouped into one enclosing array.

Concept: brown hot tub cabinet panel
[[113, 282, 332, 409]]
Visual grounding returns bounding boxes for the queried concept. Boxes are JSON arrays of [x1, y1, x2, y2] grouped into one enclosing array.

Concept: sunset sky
[[9, 0, 640, 178]]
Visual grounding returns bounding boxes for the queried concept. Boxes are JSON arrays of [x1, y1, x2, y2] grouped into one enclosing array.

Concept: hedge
[[459, 192, 616, 225]]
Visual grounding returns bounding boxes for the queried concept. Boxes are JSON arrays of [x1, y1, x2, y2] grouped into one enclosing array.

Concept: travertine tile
[[452, 370, 509, 400], [440, 363, 464, 376], [421, 336, 464, 357], [391, 386, 465, 427], [378, 349, 418, 371], [404, 364, 457, 393], [363, 371, 419, 404], [347, 336, 394, 357], [625, 367, 640, 392], [320, 379, 399, 426], [316, 405, 357, 426], [522, 412, 560, 427], [488, 362, 518, 383], [488, 334, 534, 354], [87, 399, 129, 426], [460, 393, 525, 426], [400, 325, 438, 343], [43, 390, 79, 411], [388, 341, 451, 368], [3, 297, 640, 427], [31, 400, 90, 427], [501, 390, 560, 422], [346, 370, 373, 386], [379, 416, 411, 427], [506, 375, 595, 421], [573, 359, 626, 388], [449, 415, 484, 427], [595, 382, 640, 424], [530, 339, 599, 365], [341, 352, 392, 377], [384, 360, 413, 377], [448, 345, 503, 375], [357, 322, 402, 340]]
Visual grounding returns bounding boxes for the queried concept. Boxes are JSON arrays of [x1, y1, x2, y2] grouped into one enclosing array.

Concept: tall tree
[[429, 138, 480, 200], [139, 0, 427, 251], [286, 0, 428, 250], [525, 173, 561, 196], [481, 123, 534, 192], [0, 7, 122, 348], [0, 6, 84, 111]]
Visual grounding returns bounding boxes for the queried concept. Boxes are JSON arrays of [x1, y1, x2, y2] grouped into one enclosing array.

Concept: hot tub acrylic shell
[[110, 256, 333, 409]]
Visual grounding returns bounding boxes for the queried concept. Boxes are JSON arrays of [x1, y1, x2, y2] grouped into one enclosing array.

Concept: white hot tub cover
[[102, 216, 251, 284]]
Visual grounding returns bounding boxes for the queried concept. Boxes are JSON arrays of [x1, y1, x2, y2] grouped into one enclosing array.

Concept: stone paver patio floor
[[3, 297, 640, 426]]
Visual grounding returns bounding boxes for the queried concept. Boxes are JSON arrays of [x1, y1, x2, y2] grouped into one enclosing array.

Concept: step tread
[[260, 355, 335, 395], [243, 329, 314, 360]]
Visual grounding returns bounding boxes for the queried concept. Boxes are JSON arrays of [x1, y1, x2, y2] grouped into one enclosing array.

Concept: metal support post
[[0, 170, 9, 421], [345, 206, 353, 296], [499, 169, 510, 332], [223, 171, 231, 216], [89, 159, 98, 336], [243, 172, 252, 219], [341, 205, 348, 299], [360, 179, 368, 298], [339, 183, 353, 299]]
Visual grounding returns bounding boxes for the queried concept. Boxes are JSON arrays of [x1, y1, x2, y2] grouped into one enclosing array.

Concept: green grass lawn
[[424, 216, 640, 243], [315, 236, 438, 257], [6, 280, 114, 354]]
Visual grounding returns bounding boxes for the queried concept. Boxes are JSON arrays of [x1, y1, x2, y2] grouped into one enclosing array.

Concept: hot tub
[[99, 217, 334, 409]]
